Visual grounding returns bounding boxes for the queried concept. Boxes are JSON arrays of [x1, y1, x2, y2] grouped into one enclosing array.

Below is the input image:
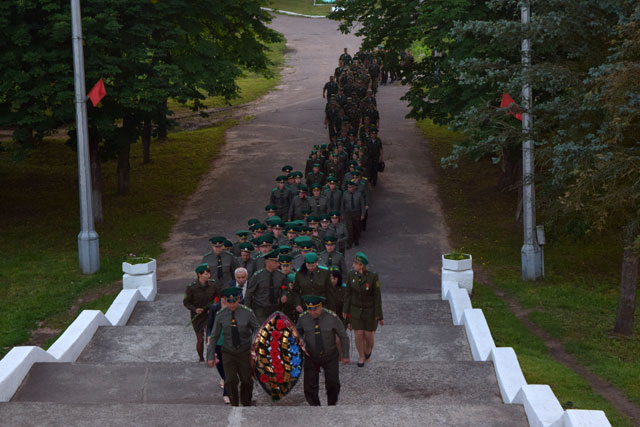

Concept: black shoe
[[357, 362, 365, 367], [365, 352, 371, 360]]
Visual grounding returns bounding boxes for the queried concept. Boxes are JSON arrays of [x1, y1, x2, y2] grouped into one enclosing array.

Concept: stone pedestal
[[122, 259, 157, 301], [442, 254, 473, 294]]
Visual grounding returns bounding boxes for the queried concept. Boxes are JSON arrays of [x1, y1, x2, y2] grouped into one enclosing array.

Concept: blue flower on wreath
[[290, 367, 301, 378], [289, 343, 299, 354], [290, 355, 301, 366]]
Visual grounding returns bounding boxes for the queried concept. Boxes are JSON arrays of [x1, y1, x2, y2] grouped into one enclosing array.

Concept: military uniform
[[236, 255, 257, 279], [292, 266, 335, 310], [309, 194, 329, 216], [296, 307, 349, 406], [306, 171, 326, 188], [318, 250, 347, 279], [340, 187, 365, 248], [270, 185, 293, 221], [328, 221, 348, 254], [202, 250, 238, 286], [244, 268, 289, 324], [343, 269, 383, 331], [208, 303, 260, 406], [289, 196, 311, 221], [183, 275, 224, 361], [324, 187, 343, 212]]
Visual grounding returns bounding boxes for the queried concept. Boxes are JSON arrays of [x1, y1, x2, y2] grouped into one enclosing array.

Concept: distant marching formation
[[183, 47, 385, 408]]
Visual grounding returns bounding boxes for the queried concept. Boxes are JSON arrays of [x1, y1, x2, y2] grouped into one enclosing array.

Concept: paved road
[[1, 14, 527, 426]]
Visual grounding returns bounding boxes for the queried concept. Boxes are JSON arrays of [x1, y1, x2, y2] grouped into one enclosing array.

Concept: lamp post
[[71, 0, 100, 273], [520, 3, 542, 280]]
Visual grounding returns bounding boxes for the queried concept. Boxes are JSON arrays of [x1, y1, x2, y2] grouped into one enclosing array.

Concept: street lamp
[[71, 0, 100, 273], [520, 3, 543, 280]]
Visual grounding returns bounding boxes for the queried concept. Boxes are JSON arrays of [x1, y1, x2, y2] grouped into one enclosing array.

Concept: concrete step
[[128, 292, 452, 327], [13, 361, 505, 407], [0, 401, 528, 426], [76, 324, 471, 364]]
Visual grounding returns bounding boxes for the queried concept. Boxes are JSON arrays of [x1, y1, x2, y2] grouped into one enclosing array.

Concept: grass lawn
[[267, 0, 332, 16], [0, 41, 285, 359], [418, 118, 639, 426], [167, 41, 286, 116]]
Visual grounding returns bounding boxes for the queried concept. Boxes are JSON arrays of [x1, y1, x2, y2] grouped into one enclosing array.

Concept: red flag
[[88, 78, 106, 107], [500, 92, 523, 121]]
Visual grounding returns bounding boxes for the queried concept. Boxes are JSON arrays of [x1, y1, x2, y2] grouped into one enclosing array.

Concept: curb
[[261, 7, 327, 19], [443, 272, 612, 426]]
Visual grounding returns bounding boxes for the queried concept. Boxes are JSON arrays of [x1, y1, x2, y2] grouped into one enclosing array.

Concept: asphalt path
[[158, 14, 451, 294]]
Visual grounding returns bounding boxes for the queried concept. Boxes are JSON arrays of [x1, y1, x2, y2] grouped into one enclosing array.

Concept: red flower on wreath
[[270, 348, 280, 358], [276, 374, 285, 384], [276, 319, 286, 330], [274, 365, 285, 375], [281, 285, 287, 290], [269, 340, 279, 350], [271, 330, 282, 340], [272, 357, 282, 367], [260, 374, 269, 383]]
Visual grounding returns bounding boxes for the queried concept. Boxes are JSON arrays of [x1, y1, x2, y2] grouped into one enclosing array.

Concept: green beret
[[235, 230, 251, 237], [278, 254, 292, 264], [222, 287, 242, 299], [282, 165, 293, 172], [355, 251, 369, 265], [302, 295, 326, 309], [265, 204, 278, 212], [209, 236, 226, 245], [276, 175, 287, 182], [239, 242, 254, 252], [264, 249, 280, 261], [195, 263, 210, 274], [323, 234, 337, 244], [304, 252, 319, 263]]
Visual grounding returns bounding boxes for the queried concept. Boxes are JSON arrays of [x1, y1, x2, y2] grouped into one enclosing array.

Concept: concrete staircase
[[1, 279, 527, 426]]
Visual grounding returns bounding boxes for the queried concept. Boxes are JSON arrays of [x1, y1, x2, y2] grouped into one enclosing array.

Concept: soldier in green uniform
[[253, 234, 275, 271], [324, 176, 343, 212], [288, 185, 311, 221], [318, 234, 347, 276], [296, 295, 350, 406], [291, 238, 315, 271], [292, 252, 335, 312], [343, 252, 383, 367], [244, 250, 289, 324], [207, 287, 260, 406], [202, 236, 239, 287], [235, 242, 257, 279], [367, 127, 384, 187], [309, 183, 329, 216], [328, 210, 348, 254], [231, 230, 251, 256], [306, 163, 326, 189], [340, 181, 365, 248], [270, 175, 293, 221], [184, 263, 223, 362]]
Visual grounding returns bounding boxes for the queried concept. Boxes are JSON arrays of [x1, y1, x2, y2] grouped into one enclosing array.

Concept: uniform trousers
[[344, 212, 362, 248], [221, 348, 253, 406], [303, 353, 341, 406]]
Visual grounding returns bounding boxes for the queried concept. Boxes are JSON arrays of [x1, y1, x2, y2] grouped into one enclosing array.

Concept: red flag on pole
[[88, 78, 106, 107], [500, 92, 523, 121]]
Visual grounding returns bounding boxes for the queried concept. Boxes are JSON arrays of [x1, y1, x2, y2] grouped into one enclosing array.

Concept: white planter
[[122, 258, 156, 275], [442, 254, 472, 271]]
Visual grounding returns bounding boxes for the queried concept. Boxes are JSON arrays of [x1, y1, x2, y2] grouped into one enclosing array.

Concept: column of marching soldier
[[183, 48, 385, 407]]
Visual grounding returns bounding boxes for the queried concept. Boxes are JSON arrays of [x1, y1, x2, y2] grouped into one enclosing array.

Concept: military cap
[[223, 239, 233, 249], [294, 220, 307, 227], [282, 165, 293, 172], [355, 252, 369, 265], [264, 249, 280, 261], [352, 170, 361, 177], [250, 237, 260, 245], [265, 204, 278, 212], [347, 180, 358, 187], [302, 295, 326, 309], [253, 223, 267, 232], [307, 215, 319, 223], [287, 172, 295, 179], [371, 127, 378, 133], [195, 263, 210, 274], [298, 184, 309, 192], [326, 176, 338, 183], [265, 216, 282, 226], [248, 218, 260, 227], [304, 252, 319, 263], [278, 254, 293, 265], [285, 223, 299, 233], [293, 171, 304, 178], [222, 287, 242, 300], [209, 236, 226, 245], [353, 165, 362, 171], [276, 175, 287, 183], [347, 129, 356, 135], [279, 245, 292, 254], [301, 225, 313, 233], [235, 230, 251, 237], [329, 210, 341, 218], [311, 183, 322, 190], [312, 162, 321, 168], [258, 234, 275, 245], [239, 242, 255, 252], [301, 209, 311, 217], [323, 234, 337, 244], [319, 214, 330, 222], [348, 160, 357, 166], [298, 240, 315, 250]]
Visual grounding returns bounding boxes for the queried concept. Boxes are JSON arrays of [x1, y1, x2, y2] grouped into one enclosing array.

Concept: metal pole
[[71, 0, 100, 274], [520, 3, 542, 280]]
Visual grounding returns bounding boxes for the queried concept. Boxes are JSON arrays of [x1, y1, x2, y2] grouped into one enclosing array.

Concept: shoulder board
[[239, 304, 253, 313], [323, 308, 338, 317], [361, 177, 369, 181], [254, 268, 265, 274], [299, 311, 309, 318], [224, 250, 234, 256], [203, 251, 212, 256], [272, 187, 278, 192], [218, 306, 229, 313], [318, 265, 329, 271]]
